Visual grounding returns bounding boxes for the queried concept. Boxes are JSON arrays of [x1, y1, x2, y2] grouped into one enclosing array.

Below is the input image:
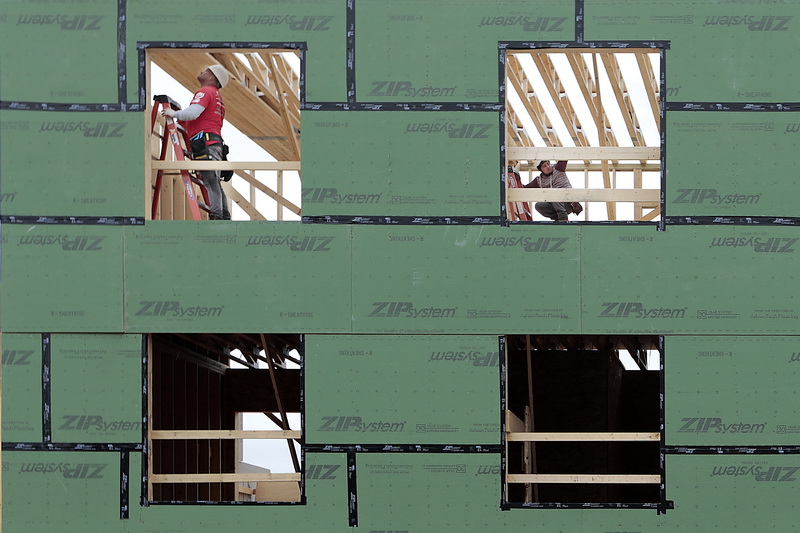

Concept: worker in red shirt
[[162, 65, 230, 220]]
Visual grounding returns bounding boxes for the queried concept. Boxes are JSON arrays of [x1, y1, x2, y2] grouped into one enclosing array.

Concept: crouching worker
[[161, 65, 231, 220], [524, 160, 583, 221]]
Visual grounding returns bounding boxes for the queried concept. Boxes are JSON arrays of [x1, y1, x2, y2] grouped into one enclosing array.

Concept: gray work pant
[[200, 143, 230, 220], [535, 201, 570, 221]]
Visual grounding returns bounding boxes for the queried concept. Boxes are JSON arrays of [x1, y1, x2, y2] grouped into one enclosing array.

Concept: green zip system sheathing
[[2, 0, 800, 531]]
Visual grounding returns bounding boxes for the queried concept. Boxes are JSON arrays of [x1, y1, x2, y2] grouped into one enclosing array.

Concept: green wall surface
[[303, 111, 500, 217], [2, 0, 800, 531], [2, 334, 42, 443], [586, 0, 800, 103], [306, 335, 500, 445], [0, 111, 143, 217], [667, 112, 800, 217], [356, 0, 574, 103], [666, 336, 800, 447]]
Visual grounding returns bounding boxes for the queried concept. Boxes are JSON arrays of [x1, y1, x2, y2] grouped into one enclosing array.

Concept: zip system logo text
[[59, 415, 142, 432], [479, 236, 568, 252], [710, 465, 798, 482], [702, 15, 791, 31], [318, 416, 406, 433], [673, 188, 760, 205], [369, 302, 457, 319], [17, 14, 103, 30], [599, 302, 687, 319], [18, 235, 105, 251], [2, 350, 34, 366], [429, 350, 499, 367], [370, 81, 456, 98], [678, 417, 766, 434], [709, 237, 797, 253], [135, 301, 223, 318], [404, 121, 492, 138], [302, 188, 381, 205], [245, 235, 335, 251], [479, 15, 566, 32], [244, 15, 332, 30], [40, 121, 126, 137]]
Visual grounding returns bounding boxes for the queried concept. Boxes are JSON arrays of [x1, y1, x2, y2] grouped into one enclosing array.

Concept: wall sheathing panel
[[585, 0, 800, 103], [668, 113, 800, 217], [50, 334, 142, 444], [122, 222, 353, 333], [356, 454, 502, 532], [355, 1, 574, 103], [350, 225, 580, 333], [306, 335, 500, 445], [126, 0, 346, 104], [0, 111, 143, 217], [2, 451, 125, 533], [665, 336, 800, 447], [1, 334, 43, 443], [0, 224, 124, 332], [580, 226, 800, 334], [303, 111, 499, 217], [664, 455, 800, 531], [0, 2, 119, 104]]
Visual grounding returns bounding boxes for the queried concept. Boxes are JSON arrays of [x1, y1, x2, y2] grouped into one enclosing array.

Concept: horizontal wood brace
[[507, 432, 660, 442], [508, 147, 659, 160], [150, 473, 301, 483], [506, 474, 661, 484], [507, 188, 659, 202], [151, 430, 301, 440], [151, 161, 301, 171]]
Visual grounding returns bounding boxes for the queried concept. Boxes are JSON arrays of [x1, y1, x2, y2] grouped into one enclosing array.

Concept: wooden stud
[[507, 188, 659, 202], [151, 430, 302, 440], [507, 432, 660, 442], [151, 473, 301, 483]]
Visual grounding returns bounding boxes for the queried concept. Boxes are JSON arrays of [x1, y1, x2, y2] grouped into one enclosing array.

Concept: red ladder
[[150, 95, 209, 220]]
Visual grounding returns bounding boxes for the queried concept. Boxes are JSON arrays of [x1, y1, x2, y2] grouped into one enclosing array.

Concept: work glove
[[161, 108, 176, 118]]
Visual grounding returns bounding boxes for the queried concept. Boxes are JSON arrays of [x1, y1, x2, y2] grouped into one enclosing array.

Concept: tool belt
[[189, 132, 232, 181]]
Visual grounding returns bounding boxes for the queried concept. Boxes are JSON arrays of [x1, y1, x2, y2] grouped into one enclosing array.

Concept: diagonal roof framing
[[505, 49, 661, 221], [149, 49, 301, 162]]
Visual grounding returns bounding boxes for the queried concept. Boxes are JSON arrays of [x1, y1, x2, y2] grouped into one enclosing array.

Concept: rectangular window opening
[[503, 334, 661, 507], [147, 333, 304, 504], [505, 49, 662, 223], [145, 47, 302, 222]]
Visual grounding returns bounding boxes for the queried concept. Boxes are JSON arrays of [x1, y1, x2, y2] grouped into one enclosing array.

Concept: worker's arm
[[524, 178, 539, 188], [554, 160, 568, 172], [173, 104, 205, 121], [162, 103, 205, 121]]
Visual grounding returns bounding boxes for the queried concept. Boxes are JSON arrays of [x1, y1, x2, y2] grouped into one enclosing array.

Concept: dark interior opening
[[149, 333, 303, 502], [505, 334, 660, 505]]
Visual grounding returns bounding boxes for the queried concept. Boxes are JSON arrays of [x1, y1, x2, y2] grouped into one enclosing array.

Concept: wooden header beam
[[506, 474, 661, 484], [152, 161, 301, 171], [151, 473, 301, 483], [507, 147, 659, 160], [151, 430, 302, 440], [507, 188, 659, 202], [507, 432, 660, 442]]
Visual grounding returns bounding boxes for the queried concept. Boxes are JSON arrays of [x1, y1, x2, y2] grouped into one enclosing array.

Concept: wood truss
[[506, 50, 661, 221], [147, 49, 301, 220]]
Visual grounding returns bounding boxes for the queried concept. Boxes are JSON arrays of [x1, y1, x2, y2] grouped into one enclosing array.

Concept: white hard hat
[[207, 65, 229, 89]]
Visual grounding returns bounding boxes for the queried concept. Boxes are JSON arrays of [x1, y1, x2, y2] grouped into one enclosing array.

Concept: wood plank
[[151, 473, 301, 483], [151, 430, 302, 440], [221, 183, 267, 221], [506, 411, 526, 433], [506, 474, 660, 484], [507, 188, 659, 202], [507, 432, 660, 442], [507, 147, 659, 160], [152, 161, 301, 171], [233, 170, 301, 215]]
